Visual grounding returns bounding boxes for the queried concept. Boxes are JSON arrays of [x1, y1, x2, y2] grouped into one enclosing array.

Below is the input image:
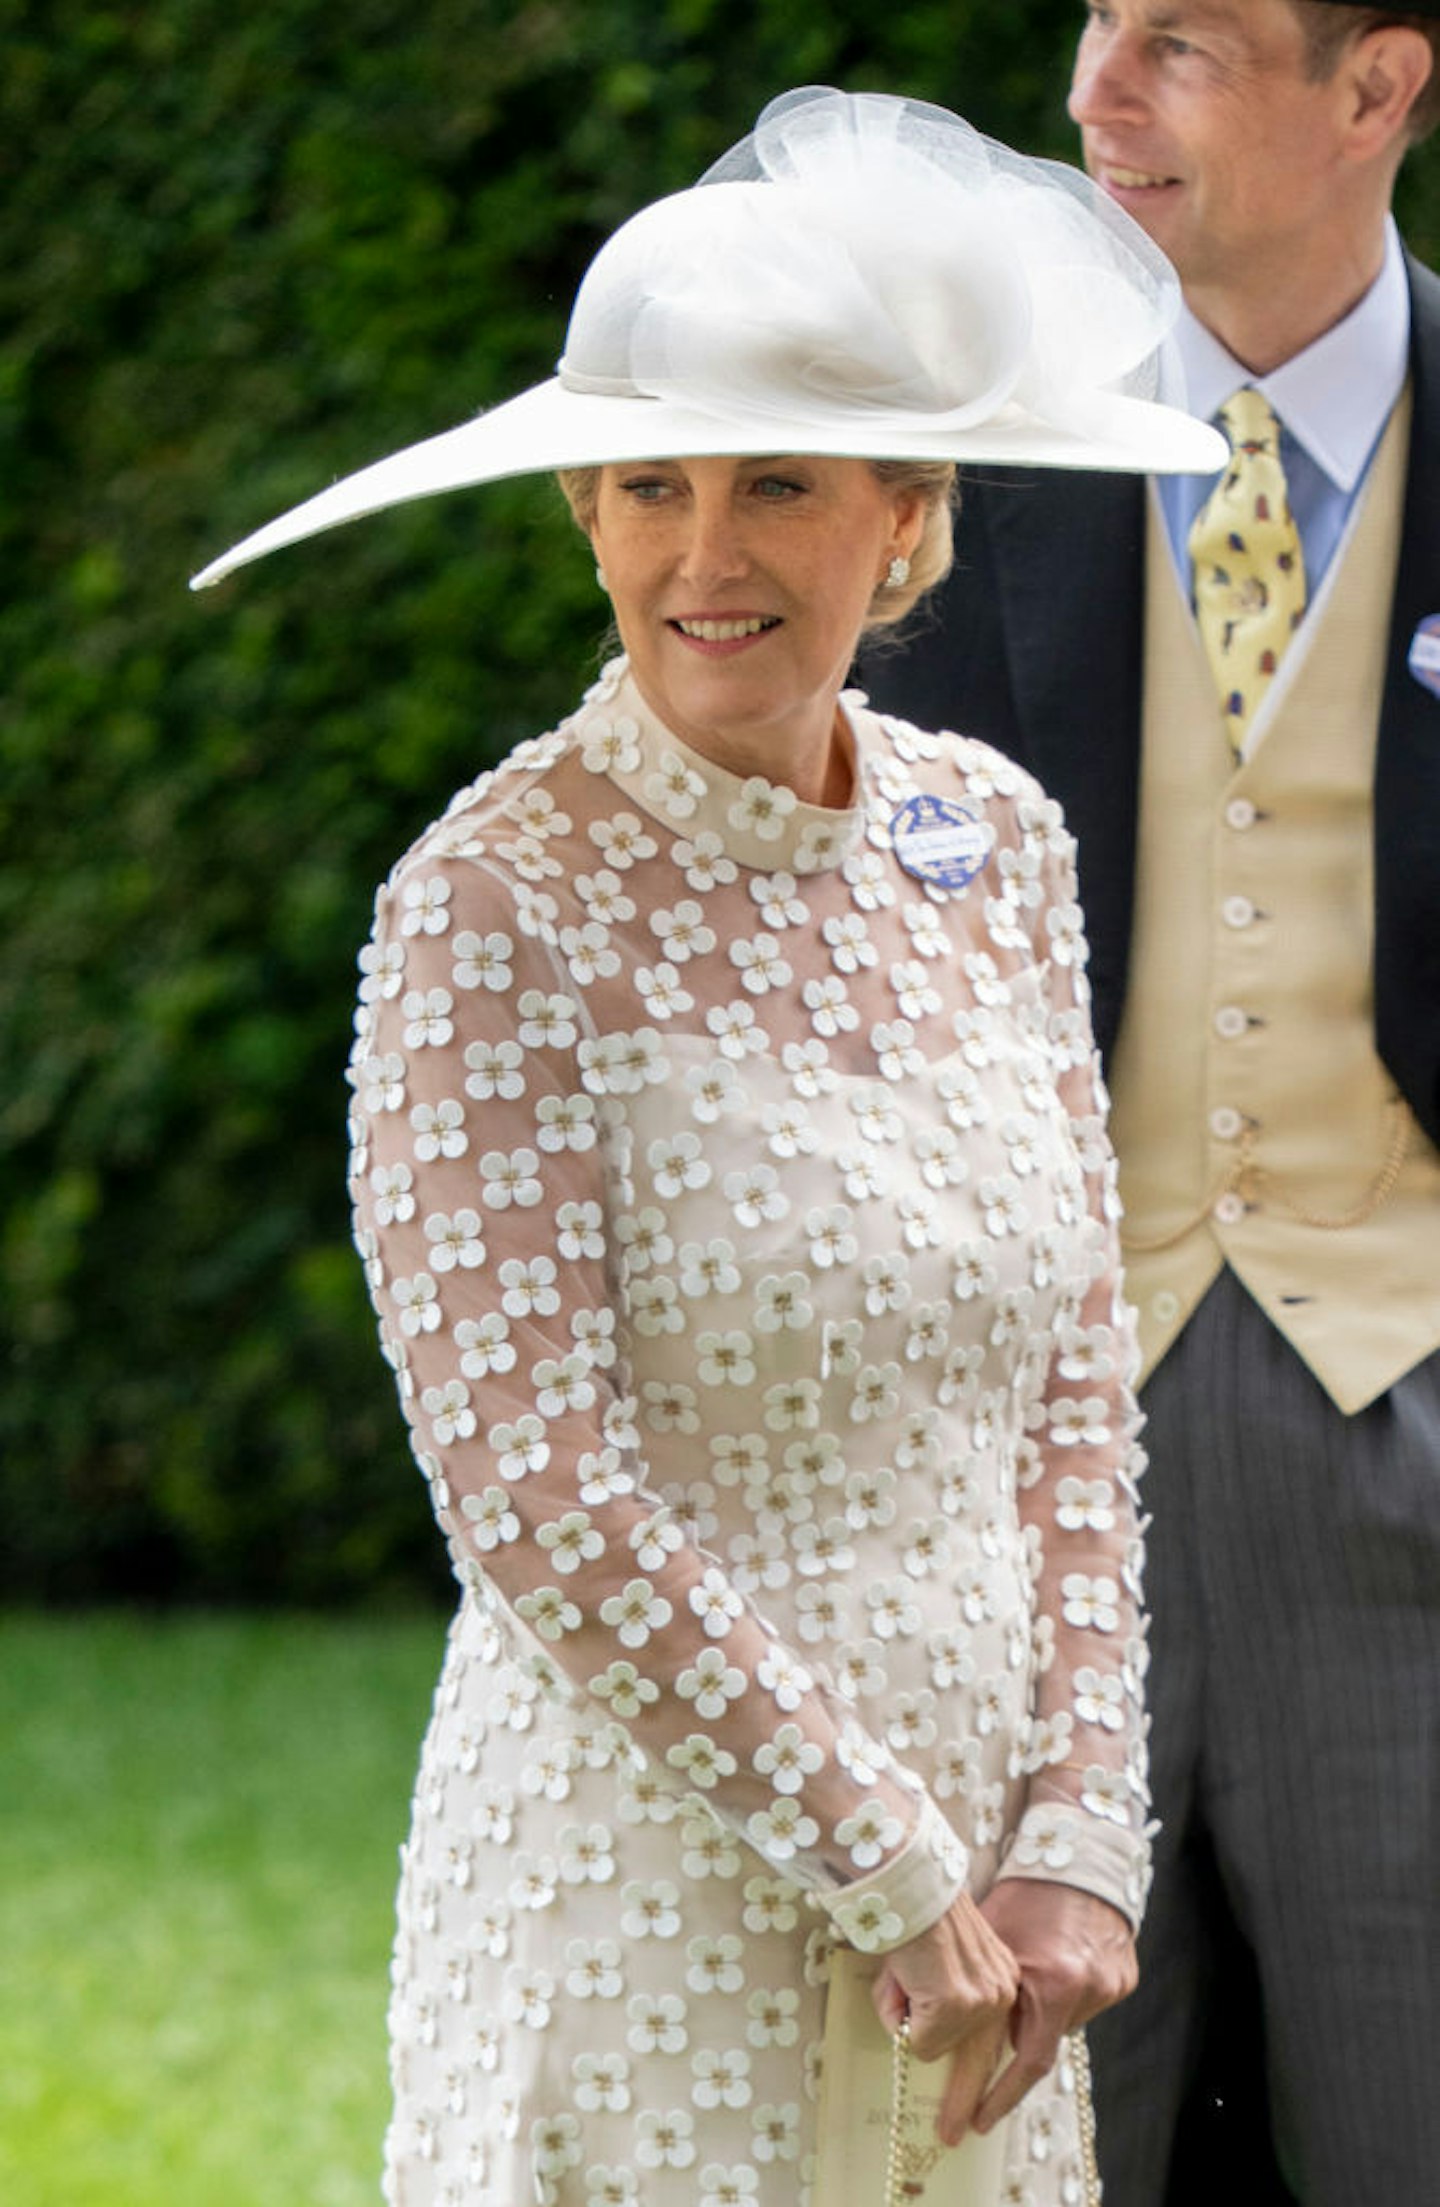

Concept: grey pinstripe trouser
[[1088, 1268, 1440, 2207]]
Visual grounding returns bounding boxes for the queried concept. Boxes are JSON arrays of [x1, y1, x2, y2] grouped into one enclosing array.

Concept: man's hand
[[971, 1881, 1138, 2132]]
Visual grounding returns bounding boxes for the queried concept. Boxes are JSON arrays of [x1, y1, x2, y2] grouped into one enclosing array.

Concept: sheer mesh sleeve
[[985, 780, 1150, 1927]]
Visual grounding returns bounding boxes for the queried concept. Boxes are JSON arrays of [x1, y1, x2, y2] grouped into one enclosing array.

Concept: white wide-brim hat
[[191, 86, 1223, 590]]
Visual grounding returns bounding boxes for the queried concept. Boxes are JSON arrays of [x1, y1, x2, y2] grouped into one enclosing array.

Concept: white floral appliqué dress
[[348, 660, 1148, 2207]]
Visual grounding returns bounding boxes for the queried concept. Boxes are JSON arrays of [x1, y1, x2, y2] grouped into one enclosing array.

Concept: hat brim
[[189, 376, 1223, 590]]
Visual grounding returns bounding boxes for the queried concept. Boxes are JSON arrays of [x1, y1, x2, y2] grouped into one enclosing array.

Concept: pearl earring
[[885, 555, 911, 589], [595, 564, 609, 591]]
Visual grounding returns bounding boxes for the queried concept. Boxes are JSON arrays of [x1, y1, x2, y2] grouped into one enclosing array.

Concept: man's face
[[1068, 1, 1355, 319]]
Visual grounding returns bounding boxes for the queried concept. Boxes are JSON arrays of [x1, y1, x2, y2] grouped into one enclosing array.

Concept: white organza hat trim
[[191, 87, 1223, 590]]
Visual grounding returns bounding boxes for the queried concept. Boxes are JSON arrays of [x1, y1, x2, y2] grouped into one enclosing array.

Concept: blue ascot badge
[[1408, 615, 1440, 700], [891, 792, 995, 891]]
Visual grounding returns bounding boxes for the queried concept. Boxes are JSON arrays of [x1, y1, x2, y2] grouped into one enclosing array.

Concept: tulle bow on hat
[[192, 86, 1223, 590]]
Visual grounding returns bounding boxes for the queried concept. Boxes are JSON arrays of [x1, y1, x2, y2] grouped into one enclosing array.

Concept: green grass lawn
[[0, 1609, 447, 2207]]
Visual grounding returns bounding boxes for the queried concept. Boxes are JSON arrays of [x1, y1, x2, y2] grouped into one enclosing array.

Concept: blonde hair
[[863, 461, 957, 630], [556, 460, 956, 637]]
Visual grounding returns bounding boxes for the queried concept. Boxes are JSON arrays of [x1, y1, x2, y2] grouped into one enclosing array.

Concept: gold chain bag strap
[[813, 1948, 1101, 2207]]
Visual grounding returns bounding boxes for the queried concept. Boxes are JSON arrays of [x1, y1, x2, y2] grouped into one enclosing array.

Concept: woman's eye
[[753, 475, 805, 500]]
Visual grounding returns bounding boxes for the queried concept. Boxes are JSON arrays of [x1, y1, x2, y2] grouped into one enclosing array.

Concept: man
[[869, 6, 1440, 2203]]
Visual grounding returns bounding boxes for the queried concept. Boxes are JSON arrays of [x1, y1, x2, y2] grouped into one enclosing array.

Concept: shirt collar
[[1171, 219, 1410, 491]]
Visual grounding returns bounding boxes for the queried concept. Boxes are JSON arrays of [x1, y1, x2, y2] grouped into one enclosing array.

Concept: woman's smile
[[669, 613, 782, 646]]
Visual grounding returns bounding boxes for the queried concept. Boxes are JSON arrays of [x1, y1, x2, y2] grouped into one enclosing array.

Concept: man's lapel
[[983, 466, 1148, 1060], [1374, 254, 1440, 1145]]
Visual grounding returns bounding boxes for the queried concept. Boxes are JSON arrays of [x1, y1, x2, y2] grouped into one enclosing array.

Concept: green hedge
[[3, 0, 1437, 1600]]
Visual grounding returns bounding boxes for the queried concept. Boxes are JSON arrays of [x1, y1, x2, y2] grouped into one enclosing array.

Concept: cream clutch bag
[[812, 1948, 1099, 2207]]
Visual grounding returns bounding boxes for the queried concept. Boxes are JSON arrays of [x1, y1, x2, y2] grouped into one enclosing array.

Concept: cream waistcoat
[[1108, 389, 1440, 1413]]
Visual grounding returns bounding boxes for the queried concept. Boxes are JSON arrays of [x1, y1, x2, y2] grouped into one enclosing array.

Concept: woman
[[194, 88, 1221, 2207]]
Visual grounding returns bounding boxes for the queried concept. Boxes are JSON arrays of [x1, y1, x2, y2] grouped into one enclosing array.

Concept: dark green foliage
[[4, 0, 1436, 1600]]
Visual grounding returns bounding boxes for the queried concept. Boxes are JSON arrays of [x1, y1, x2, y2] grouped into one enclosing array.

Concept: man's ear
[[1344, 24, 1433, 154]]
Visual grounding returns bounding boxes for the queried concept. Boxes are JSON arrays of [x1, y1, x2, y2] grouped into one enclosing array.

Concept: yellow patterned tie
[[1188, 387, 1307, 755]]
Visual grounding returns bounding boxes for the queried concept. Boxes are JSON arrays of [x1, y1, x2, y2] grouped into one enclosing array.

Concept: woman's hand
[[870, 1892, 1022, 2146], [971, 1881, 1138, 2132]]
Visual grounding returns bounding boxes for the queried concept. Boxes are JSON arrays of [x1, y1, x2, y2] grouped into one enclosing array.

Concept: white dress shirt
[[1158, 218, 1412, 597]]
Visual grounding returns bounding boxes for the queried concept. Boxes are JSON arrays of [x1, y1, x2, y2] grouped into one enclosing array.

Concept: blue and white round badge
[[891, 792, 996, 890], [1408, 613, 1440, 700]]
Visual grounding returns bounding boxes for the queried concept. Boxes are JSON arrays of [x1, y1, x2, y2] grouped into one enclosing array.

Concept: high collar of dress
[[570, 657, 873, 876]]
